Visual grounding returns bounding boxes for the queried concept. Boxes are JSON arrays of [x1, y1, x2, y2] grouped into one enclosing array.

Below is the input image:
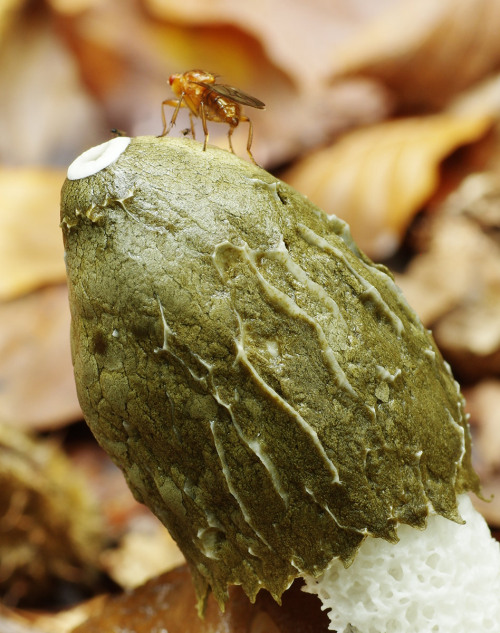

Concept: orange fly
[[159, 70, 265, 164]]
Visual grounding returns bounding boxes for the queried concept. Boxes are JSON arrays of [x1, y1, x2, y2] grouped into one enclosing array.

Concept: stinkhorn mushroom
[[61, 135, 500, 631]]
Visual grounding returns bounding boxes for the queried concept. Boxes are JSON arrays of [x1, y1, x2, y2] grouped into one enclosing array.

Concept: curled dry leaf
[[282, 114, 492, 260], [72, 565, 329, 633], [0, 284, 81, 430], [0, 424, 104, 607], [397, 172, 500, 382], [0, 169, 67, 301], [329, 0, 500, 109]]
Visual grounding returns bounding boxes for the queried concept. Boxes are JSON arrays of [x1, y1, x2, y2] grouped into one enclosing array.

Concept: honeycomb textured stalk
[[61, 136, 480, 611]]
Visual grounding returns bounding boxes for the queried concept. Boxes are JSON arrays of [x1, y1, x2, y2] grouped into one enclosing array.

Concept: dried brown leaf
[[329, 0, 500, 109], [395, 214, 488, 325], [0, 169, 67, 301], [0, 284, 81, 430], [283, 114, 492, 259], [433, 298, 500, 381], [72, 565, 329, 633], [66, 439, 147, 536], [46, 0, 101, 14]]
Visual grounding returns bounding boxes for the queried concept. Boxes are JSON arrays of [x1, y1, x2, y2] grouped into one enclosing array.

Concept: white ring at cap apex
[[67, 137, 131, 180]]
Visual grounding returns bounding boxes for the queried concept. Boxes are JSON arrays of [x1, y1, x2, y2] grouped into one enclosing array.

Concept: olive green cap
[[61, 136, 480, 612]]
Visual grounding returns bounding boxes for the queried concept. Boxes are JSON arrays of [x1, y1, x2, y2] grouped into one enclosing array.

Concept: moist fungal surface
[[61, 136, 480, 609]]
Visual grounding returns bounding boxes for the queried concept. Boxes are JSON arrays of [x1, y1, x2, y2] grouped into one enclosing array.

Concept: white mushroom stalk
[[304, 494, 500, 632]]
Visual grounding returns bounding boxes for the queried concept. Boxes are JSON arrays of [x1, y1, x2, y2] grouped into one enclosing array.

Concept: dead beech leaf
[[282, 114, 492, 259], [0, 169, 67, 301], [72, 565, 329, 633], [0, 284, 81, 430], [329, 0, 500, 109], [394, 214, 481, 326]]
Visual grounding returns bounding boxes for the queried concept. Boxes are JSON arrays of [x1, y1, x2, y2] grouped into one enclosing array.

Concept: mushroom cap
[[61, 136, 480, 610]]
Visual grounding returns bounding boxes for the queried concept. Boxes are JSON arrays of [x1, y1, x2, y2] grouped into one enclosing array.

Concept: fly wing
[[196, 82, 265, 109]]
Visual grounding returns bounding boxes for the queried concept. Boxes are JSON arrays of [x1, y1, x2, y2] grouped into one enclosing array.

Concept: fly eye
[[169, 75, 175, 85]]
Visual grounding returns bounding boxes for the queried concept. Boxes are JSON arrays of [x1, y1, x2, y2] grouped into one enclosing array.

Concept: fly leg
[[227, 125, 236, 154], [159, 95, 185, 137], [200, 102, 209, 151], [240, 115, 257, 165], [188, 112, 196, 139]]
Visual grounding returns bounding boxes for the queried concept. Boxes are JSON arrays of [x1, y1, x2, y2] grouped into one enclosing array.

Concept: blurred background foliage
[[3, 0, 500, 629]]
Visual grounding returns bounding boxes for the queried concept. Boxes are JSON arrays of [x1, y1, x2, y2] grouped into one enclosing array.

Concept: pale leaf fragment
[[0, 169, 67, 301], [100, 518, 184, 590], [283, 114, 492, 259], [0, 284, 81, 430]]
